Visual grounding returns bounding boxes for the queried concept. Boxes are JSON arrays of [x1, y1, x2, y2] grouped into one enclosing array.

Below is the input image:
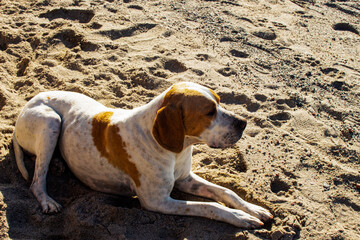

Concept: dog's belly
[[60, 136, 135, 195], [59, 114, 136, 196]]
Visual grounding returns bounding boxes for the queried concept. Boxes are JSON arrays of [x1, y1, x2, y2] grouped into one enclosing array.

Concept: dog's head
[[153, 82, 247, 153]]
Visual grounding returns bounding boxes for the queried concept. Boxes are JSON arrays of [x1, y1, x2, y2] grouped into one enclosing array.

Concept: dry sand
[[1, 0, 360, 239]]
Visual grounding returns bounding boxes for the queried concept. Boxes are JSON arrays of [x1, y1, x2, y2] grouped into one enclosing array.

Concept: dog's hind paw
[[41, 197, 62, 213]]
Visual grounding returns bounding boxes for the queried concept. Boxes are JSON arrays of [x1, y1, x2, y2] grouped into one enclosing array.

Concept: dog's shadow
[[0, 146, 145, 239], [1, 145, 278, 239]]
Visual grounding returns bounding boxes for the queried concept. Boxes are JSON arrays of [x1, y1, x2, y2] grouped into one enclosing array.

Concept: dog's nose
[[235, 117, 247, 131]]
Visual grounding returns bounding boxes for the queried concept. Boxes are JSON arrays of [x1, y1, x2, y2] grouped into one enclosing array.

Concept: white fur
[[13, 82, 272, 228]]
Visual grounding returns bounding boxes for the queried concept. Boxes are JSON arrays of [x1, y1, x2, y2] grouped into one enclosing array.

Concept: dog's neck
[[132, 90, 167, 131]]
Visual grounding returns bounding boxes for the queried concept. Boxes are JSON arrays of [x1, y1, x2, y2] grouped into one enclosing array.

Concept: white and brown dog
[[13, 82, 272, 228]]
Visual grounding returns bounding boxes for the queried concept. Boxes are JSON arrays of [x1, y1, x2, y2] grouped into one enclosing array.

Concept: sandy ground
[[0, 0, 359, 239]]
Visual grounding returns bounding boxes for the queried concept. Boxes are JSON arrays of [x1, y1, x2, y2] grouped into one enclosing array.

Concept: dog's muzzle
[[207, 111, 247, 149]]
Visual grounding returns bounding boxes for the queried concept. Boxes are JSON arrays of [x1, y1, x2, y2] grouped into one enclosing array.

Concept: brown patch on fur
[[92, 111, 141, 187], [153, 83, 217, 152], [183, 93, 215, 136], [153, 105, 185, 153]]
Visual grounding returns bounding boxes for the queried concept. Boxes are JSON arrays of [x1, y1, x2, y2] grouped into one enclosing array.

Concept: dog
[[13, 82, 272, 228]]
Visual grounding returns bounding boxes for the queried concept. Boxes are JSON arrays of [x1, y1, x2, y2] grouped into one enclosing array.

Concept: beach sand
[[0, 0, 359, 239]]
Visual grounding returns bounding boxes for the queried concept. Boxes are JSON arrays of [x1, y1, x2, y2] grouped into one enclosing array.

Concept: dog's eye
[[206, 108, 216, 117]]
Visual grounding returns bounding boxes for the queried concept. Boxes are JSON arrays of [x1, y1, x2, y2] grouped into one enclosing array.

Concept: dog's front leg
[[175, 172, 273, 222], [141, 196, 264, 228]]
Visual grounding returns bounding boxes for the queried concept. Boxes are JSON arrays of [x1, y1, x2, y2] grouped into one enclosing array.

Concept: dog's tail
[[12, 133, 29, 181]]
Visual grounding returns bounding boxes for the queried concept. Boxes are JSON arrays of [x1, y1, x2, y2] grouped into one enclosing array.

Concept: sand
[[0, 0, 359, 239]]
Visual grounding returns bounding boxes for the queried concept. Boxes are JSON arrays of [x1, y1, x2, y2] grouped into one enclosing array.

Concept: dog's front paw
[[41, 197, 62, 213], [244, 203, 273, 222], [231, 210, 264, 228]]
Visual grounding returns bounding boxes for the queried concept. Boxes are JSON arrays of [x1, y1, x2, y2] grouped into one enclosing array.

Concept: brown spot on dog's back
[[92, 111, 141, 187], [92, 112, 113, 157]]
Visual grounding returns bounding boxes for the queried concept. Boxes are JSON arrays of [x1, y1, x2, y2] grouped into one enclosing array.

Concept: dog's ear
[[152, 105, 185, 153]]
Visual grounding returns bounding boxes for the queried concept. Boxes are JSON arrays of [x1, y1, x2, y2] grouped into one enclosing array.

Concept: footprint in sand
[[99, 23, 157, 40], [217, 91, 260, 112], [195, 53, 210, 61], [128, 5, 144, 10], [269, 112, 292, 121], [252, 28, 277, 40], [269, 112, 292, 126], [230, 49, 249, 58], [0, 31, 22, 51], [219, 36, 236, 42], [320, 67, 345, 79], [331, 81, 350, 91], [270, 176, 291, 194], [51, 28, 99, 51], [333, 23, 359, 35], [163, 59, 187, 73], [39, 8, 95, 23], [16, 58, 30, 77], [217, 67, 236, 77], [254, 94, 268, 102], [190, 69, 204, 76]]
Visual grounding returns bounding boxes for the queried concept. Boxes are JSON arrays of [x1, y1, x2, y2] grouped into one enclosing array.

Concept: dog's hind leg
[[15, 105, 62, 213], [13, 133, 29, 181]]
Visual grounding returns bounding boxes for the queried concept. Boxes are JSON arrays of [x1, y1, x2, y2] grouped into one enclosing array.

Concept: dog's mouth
[[208, 131, 244, 149], [208, 139, 241, 149], [208, 143, 235, 149]]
